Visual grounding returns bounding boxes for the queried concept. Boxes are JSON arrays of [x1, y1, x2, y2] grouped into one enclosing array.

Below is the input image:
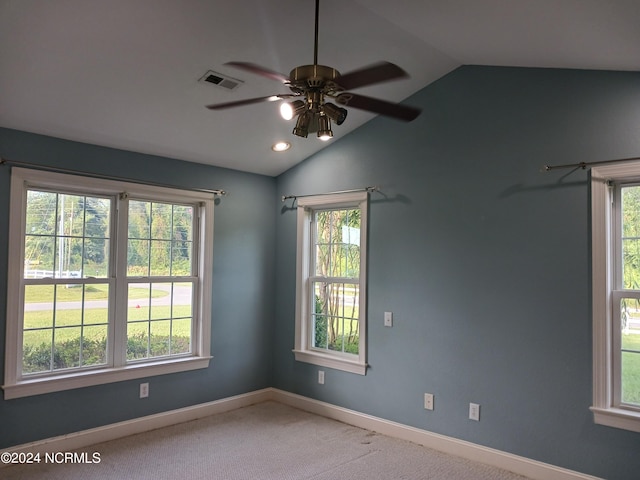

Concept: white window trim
[[3, 168, 213, 399], [591, 162, 640, 433], [292, 191, 368, 375]]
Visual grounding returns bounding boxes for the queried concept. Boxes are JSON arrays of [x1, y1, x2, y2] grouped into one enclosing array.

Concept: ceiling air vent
[[199, 70, 243, 91]]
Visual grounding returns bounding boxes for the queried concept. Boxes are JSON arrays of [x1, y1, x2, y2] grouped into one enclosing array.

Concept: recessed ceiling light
[[272, 142, 291, 152]]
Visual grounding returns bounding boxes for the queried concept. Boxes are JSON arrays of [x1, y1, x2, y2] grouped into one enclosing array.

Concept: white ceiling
[[1, 0, 639, 176]]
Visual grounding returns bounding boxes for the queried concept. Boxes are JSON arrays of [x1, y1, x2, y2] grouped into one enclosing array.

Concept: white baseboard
[[269, 389, 603, 480], [2, 387, 602, 480]]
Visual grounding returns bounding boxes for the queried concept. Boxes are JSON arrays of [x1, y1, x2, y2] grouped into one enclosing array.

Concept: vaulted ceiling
[[1, 0, 639, 176]]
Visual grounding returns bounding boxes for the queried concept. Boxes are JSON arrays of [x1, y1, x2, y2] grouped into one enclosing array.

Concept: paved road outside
[[24, 283, 192, 311]]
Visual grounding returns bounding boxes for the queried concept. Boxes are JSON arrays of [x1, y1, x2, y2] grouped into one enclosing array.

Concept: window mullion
[[112, 195, 129, 368]]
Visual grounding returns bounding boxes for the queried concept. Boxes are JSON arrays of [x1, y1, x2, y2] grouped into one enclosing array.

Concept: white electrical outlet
[[384, 311, 393, 327], [139, 382, 149, 398], [469, 402, 480, 421], [424, 393, 434, 410], [318, 370, 325, 385]]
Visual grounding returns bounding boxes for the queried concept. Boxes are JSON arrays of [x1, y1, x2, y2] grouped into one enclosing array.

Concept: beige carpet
[[4, 401, 530, 480]]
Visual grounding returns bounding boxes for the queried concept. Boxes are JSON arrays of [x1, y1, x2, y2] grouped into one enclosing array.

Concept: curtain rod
[[0, 158, 227, 196], [543, 156, 640, 172], [281, 186, 378, 202]]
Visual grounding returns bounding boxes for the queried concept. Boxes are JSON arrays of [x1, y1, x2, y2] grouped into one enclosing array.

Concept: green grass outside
[[24, 284, 167, 303], [622, 332, 640, 405]]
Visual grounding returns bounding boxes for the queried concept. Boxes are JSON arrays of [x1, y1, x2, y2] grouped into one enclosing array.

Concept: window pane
[[53, 326, 82, 369], [151, 202, 173, 240], [128, 201, 195, 277], [85, 197, 111, 238], [346, 244, 360, 278], [173, 205, 193, 241], [622, 186, 640, 289], [82, 325, 108, 366], [150, 320, 172, 357], [83, 284, 110, 325], [150, 282, 172, 320], [127, 321, 149, 360], [173, 282, 193, 318], [126, 282, 193, 361], [129, 200, 150, 239], [315, 243, 330, 277], [22, 283, 109, 374], [25, 191, 110, 280], [128, 283, 151, 321], [314, 208, 360, 278], [313, 314, 328, 349], [620, 298, 640, 406], [621, 351, 640, 406], [171, 318, 192, 354], [23, 330, 52, 374], [125, 198, 196, 361], [150, 240, 171, 276], [55, 237, 83, 278], [59, 194, 84, 236], [172, 241, 192, 276], [55, 285, 83, 327], [331, 245, 344, 277], [24, 236, 55, 277], [24, 285, 54, 329], [312, 282, 359, 354], [128, 239, 150, 276], [26, 190, 57, 235], [84, 238, 109, 278], [81, 196, 110, 279]]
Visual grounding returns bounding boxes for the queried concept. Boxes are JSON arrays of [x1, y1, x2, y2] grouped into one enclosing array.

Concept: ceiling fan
[[205, 0, 421, 141]]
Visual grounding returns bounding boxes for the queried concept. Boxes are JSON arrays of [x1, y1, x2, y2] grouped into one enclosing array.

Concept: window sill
[[590, 406, 640, 433], [293, 349, 367, 375], [2, 356, 212, 400]]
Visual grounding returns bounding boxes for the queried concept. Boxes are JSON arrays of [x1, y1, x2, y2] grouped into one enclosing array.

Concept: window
[[591, 161, 640, 432], [3, 168, 213, 399], [293, 192, 368, 375]]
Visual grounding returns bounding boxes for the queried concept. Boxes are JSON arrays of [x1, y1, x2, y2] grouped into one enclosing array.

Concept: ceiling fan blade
[[335, 62, 409, 91], [225, 61, 290, 84], [206, 94, 296, 110], [336, 93, 421, 122]]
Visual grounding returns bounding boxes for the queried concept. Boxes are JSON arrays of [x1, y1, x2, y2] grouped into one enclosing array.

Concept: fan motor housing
[[289, 64, 340, 89]]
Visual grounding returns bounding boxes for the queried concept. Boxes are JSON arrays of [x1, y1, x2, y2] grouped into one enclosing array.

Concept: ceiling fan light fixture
[[293, 111, 312, 138], [205, 0, 422, 140], [317, 114, 333, 141], [322, 103, 347, 125], [280, 99, 306, 120]]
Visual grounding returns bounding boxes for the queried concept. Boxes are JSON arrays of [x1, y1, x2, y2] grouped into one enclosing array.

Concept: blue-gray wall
[[274, 66, 640, 480], [0, 128, 276, 448]]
